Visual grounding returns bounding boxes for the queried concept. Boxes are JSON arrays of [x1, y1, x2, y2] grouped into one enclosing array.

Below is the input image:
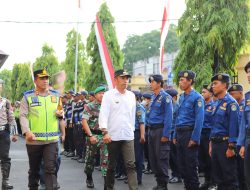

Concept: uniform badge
[[197, 99, 202, 107], [218, 74, 222, 80], [247, 99, 250, 105], [222, 102, 227, 107], [240, 106, 243, 112], [231, 104, 237, 111], [233, 85, 237, 90], [184, 72, 188, 77], [166, 97, 170, 103], [31, 96, 39, 103], [137, 111, 142, 116], [51, 96, 57, 103]]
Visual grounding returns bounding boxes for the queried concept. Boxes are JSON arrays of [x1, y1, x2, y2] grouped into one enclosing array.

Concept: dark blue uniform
[[134, 102, 145, 184], [64, 99, 74, 154], [175, 89, 204, 190], [198, 100, 213, 182], [148, 89, 173, 187], [238, 92, 250, 190], [211, 93, 239, 190], [169, 101, 181, 180]]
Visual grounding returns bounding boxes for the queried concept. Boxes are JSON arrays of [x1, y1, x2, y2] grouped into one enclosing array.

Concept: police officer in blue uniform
[[165, 89, 182, 184], [210, 74, 239, 190], [173, 70, 204, 190], [147, 74, 173, 190], [142, 93, 153, 174], [199, 84, 214, 190], [228, 84, 246, 190], [238, 61, 250, 190], [132, 91, 145, 185]]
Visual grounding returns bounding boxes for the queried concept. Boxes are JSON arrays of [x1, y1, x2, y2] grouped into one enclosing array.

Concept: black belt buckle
[[211, 136, 229, 143], [176, 126, 193, 132]]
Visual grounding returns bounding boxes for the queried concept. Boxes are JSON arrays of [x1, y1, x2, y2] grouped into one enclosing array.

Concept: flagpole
[[74, 0, 80, 93]]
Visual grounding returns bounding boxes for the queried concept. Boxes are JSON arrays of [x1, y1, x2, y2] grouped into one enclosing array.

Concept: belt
[[91, 130, 102, 135], [148, 124, 164, 130], [201, 128, 211, 133], [210, 136, 229, 143], [176, 126, 194, 132], [0, 125, 6, 131]]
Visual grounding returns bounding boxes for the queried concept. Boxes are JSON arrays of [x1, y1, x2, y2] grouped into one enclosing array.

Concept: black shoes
[[169, 176, 182, 183]]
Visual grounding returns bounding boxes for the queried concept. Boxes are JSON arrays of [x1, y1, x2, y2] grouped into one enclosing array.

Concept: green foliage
[[62, 29, 88, 91], [33, 43, 60, 76], [174, 0, 249, 90], [0, 69, 12, 99], [10, 63, 33, 101], [85, 2, 124, 90], [123, 24, 179, 73]]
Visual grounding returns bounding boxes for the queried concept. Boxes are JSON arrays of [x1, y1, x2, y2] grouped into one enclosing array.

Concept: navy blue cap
[[211, 73, 230, 83], [148, 74, 163, 83], [81, 90, 88, 95], [178, 70, 196, 80], [143, 93, 152, 99], [76, 92, 81, 96], [67, 90, 74, 94], [89, 91, 95, 96], [132, 91, 142, 98], [228, 84, 243, 92], [165, 89, 178, 97], [245, 62, 250, 73], [202, 84, 213, 92]]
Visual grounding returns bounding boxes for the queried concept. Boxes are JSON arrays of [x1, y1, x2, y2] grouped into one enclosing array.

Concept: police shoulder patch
[[166, 96, 170, 103], [231, 104, 237, 111], [197, 99, 202, 107]]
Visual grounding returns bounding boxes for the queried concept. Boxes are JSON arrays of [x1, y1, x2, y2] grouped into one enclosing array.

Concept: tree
[[11, 63, 33, 101], [33, 43, 60, 76], [85, 2, 124, 90], [0, 69, 12, 99], [173, 0, 249, 89], [123, 24, 179, 73], [62, 29, 88, 91]]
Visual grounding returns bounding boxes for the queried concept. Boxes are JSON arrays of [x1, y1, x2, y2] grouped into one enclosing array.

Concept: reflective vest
[[24, 89, 60, 141]]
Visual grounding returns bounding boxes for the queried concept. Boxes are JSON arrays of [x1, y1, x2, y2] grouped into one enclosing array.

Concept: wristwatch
[[88, 133, 93, 137]]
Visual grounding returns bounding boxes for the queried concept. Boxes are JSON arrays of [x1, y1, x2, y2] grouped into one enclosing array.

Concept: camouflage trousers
[[84, 134, 108, 176]]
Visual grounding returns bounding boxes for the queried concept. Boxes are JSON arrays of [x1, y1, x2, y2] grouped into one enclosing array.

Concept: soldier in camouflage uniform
[[82, 86, 108, 190]]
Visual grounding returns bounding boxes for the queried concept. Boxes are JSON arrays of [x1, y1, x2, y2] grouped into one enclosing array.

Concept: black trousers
[[211, 141, 238, 190], [176, 130, 199, 190], [0, 130, 11, 165], [26, 142, 58, 190], [244, 137, 250, 190], [73, 123, 84, 157]]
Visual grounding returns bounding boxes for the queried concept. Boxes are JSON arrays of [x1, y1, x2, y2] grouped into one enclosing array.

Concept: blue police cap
[[89, 91, 95, 96], [165, 89, 178, 97], [211, 73, 230, 83], [228, 84, 243, 92], [178, 70, 196, 80], [81, 90, 88, 95], [202, 84, 213, 92], [245, 61, 250, 73], [148, 74, 163, 83], [142, 93, 152, 99], [132, 91, 142, 98], [67, 90, 74, 94]]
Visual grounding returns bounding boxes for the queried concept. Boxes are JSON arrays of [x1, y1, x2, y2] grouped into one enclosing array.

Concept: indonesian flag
[[94, 15, 115, 89], [159, 0, 170, 74]]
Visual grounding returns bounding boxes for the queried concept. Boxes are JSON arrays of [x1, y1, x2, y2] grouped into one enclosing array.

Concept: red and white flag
[[159, 0, 170, 74], [94, 15, 115, 89]]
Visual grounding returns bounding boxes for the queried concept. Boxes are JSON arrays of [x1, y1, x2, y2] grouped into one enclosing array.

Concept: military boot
[[1, 163, 13, 189], [86, 174, 94, 188], [104, 176, 107, 190]]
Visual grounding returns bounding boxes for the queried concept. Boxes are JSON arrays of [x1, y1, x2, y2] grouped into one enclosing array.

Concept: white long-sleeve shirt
[[99, 88, 136, 141]]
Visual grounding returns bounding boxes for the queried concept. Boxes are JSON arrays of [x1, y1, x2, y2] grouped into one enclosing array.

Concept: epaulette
[[23, 89, 35, 96], [49, 89, 60, 95]]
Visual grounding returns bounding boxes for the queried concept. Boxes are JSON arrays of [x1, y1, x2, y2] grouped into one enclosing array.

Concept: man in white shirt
[[99, 69, 138, 190]]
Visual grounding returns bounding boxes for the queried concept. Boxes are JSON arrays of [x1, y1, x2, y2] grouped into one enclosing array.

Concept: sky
[[0, 0, 186, 71]]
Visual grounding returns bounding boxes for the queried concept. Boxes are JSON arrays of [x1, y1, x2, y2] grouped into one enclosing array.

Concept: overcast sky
[[0, 0, 186, 70]]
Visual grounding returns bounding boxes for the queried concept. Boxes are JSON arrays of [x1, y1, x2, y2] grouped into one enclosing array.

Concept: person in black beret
[[210, 74, 239, 190], [165, 88, 182, 184], [239, 63, 250, 189], [174, 70, 204, 190], [228, 84, 245, 190], [148, 74, 164, 87], [88, 92, 95, 102], [199, 84, 215, 189]]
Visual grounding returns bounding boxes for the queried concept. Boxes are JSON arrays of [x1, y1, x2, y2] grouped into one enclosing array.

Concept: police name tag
[[30, 102, 42, 107]]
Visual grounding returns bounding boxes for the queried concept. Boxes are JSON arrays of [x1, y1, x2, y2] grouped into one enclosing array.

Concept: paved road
[[7, 137, 191, 190]]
